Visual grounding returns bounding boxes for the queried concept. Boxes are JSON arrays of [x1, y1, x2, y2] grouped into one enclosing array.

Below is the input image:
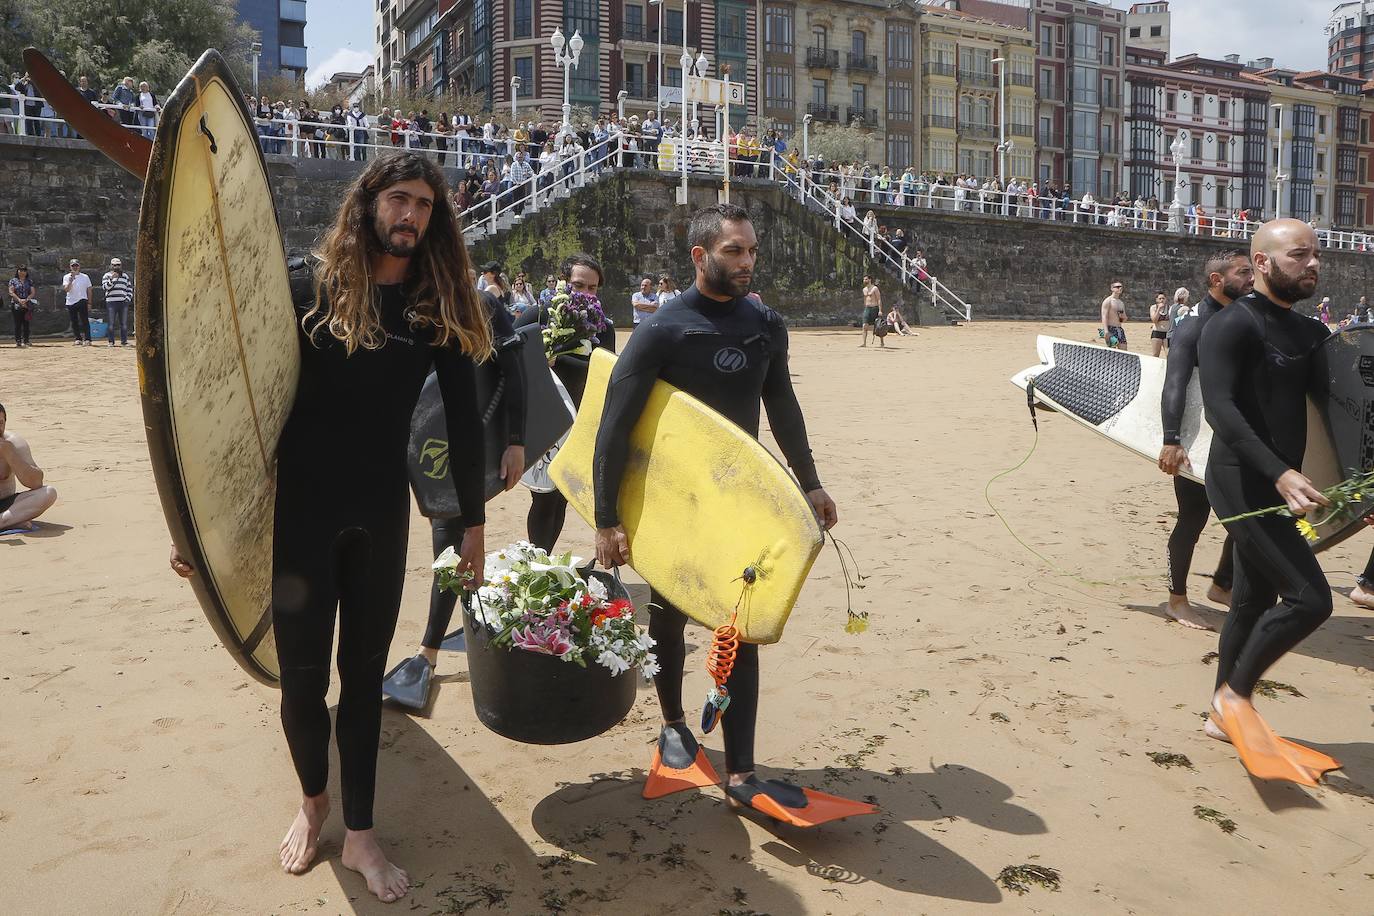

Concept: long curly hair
[[307, 152, 491, 359]]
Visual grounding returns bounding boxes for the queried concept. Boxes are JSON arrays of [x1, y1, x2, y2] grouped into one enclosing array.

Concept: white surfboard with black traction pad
[[1012, 332, 1374, 554]]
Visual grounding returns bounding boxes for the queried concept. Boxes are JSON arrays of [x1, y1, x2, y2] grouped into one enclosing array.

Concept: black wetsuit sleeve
[[1199, 309, 1291, 482], [760, 318, 822, 492], [1160, 316, 1200, 446], [433, 347, 487, 525], [592, 323, 666, 529], [488, 301, 525, 446]]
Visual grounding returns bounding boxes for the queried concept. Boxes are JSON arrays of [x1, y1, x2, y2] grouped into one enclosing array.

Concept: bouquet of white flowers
[[435, 540, 658, 678]]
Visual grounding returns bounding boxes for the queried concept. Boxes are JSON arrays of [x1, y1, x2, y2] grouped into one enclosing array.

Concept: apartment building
[[1328, 1, 1374, 80], [1241, 65, 1344, 225], [917, 3, 1035, 181], [758, 0, 910, 160], [1124, 51, 1270, 216], [1032, 0, 1126, 196], [239, 0, 308, 83], [377, 1, 744, 130]]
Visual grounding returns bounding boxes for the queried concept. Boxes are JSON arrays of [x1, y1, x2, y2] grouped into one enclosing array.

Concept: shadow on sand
[[530, 758, 1047, 908]]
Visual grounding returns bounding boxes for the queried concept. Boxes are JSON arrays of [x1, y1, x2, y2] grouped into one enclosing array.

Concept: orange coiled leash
[[701, 566, 756, 734]]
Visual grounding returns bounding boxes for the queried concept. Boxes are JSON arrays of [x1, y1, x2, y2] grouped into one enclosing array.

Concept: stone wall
[[5, 132, 1372, 337]]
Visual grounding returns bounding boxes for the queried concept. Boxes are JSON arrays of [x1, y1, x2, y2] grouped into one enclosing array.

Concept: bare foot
[[1206, 583, 1233, 607], [341, 828, 409, 903], [1351, 584, 1374, 610], [279, 793, 329, 875], [1165, 595, 1214, 631]]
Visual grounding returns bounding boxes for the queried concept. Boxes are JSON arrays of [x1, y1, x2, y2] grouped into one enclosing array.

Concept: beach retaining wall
[[4, 133, 1372, 336]]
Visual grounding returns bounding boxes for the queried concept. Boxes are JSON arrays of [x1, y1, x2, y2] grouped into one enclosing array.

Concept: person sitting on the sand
[[0, 402, 58, 531]]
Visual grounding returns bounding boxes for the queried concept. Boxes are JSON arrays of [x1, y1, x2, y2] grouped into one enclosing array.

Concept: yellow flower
[[844, 613, 870, 635], [1295, 518, 1318, 542]]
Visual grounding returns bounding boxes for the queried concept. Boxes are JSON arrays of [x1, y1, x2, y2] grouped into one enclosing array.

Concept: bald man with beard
[[1197, 219, 1339, 786]]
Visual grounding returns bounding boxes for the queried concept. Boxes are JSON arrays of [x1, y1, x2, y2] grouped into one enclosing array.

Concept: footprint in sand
[[154, 716, 181, 729]]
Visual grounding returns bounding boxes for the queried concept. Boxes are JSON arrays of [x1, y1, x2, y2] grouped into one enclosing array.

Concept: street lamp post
[[250, 41, 262, 96], [992, 56, 1006, 187], [511, 76, 521, 121], [1167, 129, 1188, 233], [618, 89, 628, 121], [802, 112, 812, 163], [679, 48, 691, 204], [390, 61, 401, 103], [550, 27, 584, 142], [650, 0, 666, 112], [1272, 102, 1288, 219]]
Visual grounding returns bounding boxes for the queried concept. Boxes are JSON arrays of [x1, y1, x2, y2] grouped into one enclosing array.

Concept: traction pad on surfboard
[[1030, 343, 1143, 426]]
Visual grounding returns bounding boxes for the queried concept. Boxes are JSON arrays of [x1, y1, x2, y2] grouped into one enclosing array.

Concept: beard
[[1265, 260, 1317, 304], [375, 215, 420, 257], [1221, 277, 1252, 301], [702, 252, 751, 298]]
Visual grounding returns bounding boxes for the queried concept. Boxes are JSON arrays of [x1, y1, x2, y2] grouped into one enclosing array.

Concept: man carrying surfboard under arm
[[591, 203, 858, 825], [1197, 219, 1336, 786], [173, 152, 491, 902], [1156, 249, 1253, 630]]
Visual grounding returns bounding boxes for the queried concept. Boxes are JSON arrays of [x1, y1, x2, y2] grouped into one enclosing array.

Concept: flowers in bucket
[[1216, 468, 1374, 541], [434, 540, 658, 678], [542, 289, 607, 360]]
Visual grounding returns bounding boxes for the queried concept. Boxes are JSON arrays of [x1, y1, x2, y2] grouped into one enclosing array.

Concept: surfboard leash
[[986, 386, 1160, 594], [701, 569, 753, 734]]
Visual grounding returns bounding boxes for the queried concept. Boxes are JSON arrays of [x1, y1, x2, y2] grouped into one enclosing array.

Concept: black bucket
[[463, 570, 639, 745]]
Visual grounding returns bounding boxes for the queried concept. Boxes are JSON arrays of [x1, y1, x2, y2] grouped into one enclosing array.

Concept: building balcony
[[807, 47, 839, 69], [847, 52, 879, 73], [1010, 120, 1034, 137], [1039, 129, 1064, 148], [807, 102, 839, 122], [1039, 83, 1063, 101], [847, 106, 879, 124], [280, 0, 306, 23], [924, 61, 956, 78], [1010, 72, 1034, 88], [281, 45, 308, 70], [923, 114, 956, 130], [962, 122, 997, 140], [718, 35, 747, 55], [621, 22, 650, 42], [960, 69, 997, 89]]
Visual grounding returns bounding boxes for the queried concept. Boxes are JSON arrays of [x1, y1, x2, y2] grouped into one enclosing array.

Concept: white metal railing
[[8, 89, 1374, 251], [777, 166, 972, 322]]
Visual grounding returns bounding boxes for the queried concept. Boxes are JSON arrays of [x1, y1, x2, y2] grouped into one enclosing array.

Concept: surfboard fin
[[643, 723, 721, 799], [381, 655, 434, 711], [725, 776, 878, 828]]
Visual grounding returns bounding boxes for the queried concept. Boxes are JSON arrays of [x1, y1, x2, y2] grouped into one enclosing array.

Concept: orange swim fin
[[1276, 737, 1342, 776], [1209, 710, 1318, 787], [725, 776, 878, 828], [1206, 715, 1342, 778], [643, 723, 721, 799]]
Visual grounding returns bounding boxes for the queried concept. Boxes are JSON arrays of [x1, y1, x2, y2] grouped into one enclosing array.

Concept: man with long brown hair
[[173, 151, 491, 903]]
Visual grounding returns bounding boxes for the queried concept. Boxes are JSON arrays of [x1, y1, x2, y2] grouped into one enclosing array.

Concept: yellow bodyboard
[[549, 350, 824, 644]]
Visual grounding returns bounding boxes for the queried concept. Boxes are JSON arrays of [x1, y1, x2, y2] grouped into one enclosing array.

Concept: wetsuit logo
[[713, 347, 747, 373], [1359, 355, 1374, 387]]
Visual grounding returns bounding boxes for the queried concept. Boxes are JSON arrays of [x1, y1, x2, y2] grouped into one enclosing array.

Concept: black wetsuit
[[593, 285, 821, 774], [1160, 293, 1234, 596], [422, 293, 525, 650], [273, 278, 485, 830], [514, 302, 616, 551], [1360, 547, 1374, 591], [1199, 291, 1332, 698]]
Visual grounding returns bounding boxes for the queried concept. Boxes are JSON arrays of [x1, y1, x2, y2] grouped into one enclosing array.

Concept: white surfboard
[[1010, 336, 1211, 483], [1011, 335, 1358, 552]]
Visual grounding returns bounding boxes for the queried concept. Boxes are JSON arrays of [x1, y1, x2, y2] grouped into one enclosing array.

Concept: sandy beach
[[5, 320, 1374, 915]]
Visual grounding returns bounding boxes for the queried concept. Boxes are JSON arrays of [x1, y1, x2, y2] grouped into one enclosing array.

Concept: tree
[[808, 123, 880, 166], [4, 0, 258, 94]]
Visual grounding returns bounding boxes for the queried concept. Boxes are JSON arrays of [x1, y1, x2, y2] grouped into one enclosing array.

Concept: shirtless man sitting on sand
[[0, 403, 58, 531]]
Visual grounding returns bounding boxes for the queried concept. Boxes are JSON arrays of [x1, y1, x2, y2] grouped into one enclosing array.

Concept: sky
[[303, 0, 1340, 90]]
